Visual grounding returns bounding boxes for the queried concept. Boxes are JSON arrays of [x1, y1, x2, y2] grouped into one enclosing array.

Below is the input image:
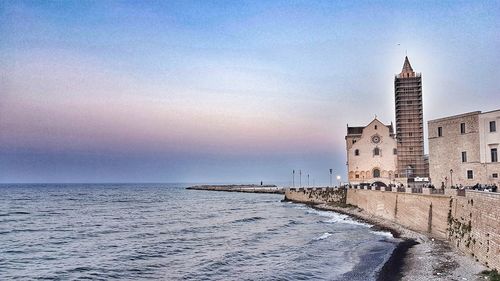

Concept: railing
[[430, 188, 445, 195], [411, 187, 422, 193]]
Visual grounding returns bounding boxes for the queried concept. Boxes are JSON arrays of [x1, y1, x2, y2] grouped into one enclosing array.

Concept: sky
[[1, 0, 499, 184]]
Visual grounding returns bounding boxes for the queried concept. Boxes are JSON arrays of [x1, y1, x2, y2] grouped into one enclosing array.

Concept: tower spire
[[400, 56, 415, 77]]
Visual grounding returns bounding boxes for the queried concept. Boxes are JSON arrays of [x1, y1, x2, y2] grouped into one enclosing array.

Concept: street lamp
[[406, 166, 412, 187], [450, 169, 454, 188], [336, 175, 341, 187], [329, 169, 333, 187]]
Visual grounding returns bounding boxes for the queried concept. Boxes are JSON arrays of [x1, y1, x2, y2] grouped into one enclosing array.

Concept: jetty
[[186, 184, 284, 194]]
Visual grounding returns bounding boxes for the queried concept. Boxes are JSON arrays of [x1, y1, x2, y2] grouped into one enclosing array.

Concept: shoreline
[[286, 200, 486, 281]]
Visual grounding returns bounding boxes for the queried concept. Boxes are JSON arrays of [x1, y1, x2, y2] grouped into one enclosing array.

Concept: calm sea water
[[0, 184, 397, 280]]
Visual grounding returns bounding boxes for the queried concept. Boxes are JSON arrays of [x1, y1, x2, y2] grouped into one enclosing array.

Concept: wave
[[314, 232, 333, 240], [306, 209, 371, 227], [0, 211, 31, 216], [370, 230, 394, 239], [232, 216, 265, 223]]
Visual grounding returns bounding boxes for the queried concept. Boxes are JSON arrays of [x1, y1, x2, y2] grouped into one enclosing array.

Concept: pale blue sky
[[1, 1, 499, 183]]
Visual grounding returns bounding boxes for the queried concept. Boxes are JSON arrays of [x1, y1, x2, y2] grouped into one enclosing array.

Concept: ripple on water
[[0, 184, 396, 281]]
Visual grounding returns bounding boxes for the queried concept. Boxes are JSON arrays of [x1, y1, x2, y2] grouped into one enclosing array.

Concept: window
[[493, 173, 498, 178], [355, 174, 359, 179], [374, 147, 380, 156], [461, 151, 467, 162], [409, 132, 413, 137], [438, 127, 442, 137], [467, 170, 473, 179], [490, 121, 497, 132], [374, 125, 378, 130], [393, 148, 397, 155], [355, 149, 359, 156], [492, 148, 498, 162], [460, 123, 466, 134], [352, 140, 356, 144], [373, 169, 380, 178], [408, 119, 412, 123], [407, 101, 412, 105]]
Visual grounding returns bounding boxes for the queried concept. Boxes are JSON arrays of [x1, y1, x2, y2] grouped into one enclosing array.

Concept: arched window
[[374, 147, 380, 156], [355, 149, 359, 156], [373, 169, 380, 178]]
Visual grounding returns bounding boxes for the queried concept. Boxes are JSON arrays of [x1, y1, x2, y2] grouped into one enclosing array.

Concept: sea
[[0, 183, 398, 280]]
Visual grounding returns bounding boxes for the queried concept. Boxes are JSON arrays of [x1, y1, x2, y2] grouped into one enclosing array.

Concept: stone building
[[394, 56, 428, 178], [428, 109, 500, 187], [346, 118, 398, 186]]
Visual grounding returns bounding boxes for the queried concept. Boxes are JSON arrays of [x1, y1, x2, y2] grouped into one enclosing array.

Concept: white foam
[[306, 209, 371, 227], [370, 230, 394, 239], [314, 232, 333, 240]]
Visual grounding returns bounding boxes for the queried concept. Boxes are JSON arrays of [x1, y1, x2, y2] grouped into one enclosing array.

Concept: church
[[345, 57, 428, 187], [346, 119, 398, 186]]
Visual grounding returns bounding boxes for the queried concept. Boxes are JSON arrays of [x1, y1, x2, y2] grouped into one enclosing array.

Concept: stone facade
[[479, 110, 500, 184], [346, 118, 398, 186], [345, 57, 429, 186], [428, 110, 500, 187]]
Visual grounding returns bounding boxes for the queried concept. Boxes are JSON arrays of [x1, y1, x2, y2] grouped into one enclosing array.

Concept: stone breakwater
[[187, 184, 284, 194], [285, 187, 500, 272]]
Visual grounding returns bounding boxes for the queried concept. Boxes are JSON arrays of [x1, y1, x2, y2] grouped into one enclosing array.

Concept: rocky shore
[[311, 203, 487, 281]]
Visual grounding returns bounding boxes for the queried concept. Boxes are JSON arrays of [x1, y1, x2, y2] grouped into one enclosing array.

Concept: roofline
[[428, 111, 481, 123], [480, 108, 500, 115], [346, 117, 393, 129]]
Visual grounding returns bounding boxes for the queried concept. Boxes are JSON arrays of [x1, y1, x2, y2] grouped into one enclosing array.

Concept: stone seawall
[[449, 191, 500, 270], [346, 189, 450, 239], [284, 187, 500, 271], [284, 187, 346, 205]]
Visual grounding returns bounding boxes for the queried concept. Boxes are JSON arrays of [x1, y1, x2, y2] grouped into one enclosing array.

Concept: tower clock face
[[371, 135, 381, 144]]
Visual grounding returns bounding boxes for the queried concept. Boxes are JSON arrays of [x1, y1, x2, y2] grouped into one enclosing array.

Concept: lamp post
[[406, 165, 412, 187], [450, 169, 454, 188], [329, 169, 333, 187], [336, 175, 341, 187], [307, 174, 310, 187], [299, 170, 302, 188], [292, 170, 295, 187]]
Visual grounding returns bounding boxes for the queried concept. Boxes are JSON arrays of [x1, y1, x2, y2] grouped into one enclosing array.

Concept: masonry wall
[[346, 189, 450, 238], [284, 187, 500, 270], [284, 188, 346, 205], [449, 191, 500, 270]]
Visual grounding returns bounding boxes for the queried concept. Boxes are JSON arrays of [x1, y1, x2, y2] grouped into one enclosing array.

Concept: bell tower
[[394, 56, 428, 178]]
